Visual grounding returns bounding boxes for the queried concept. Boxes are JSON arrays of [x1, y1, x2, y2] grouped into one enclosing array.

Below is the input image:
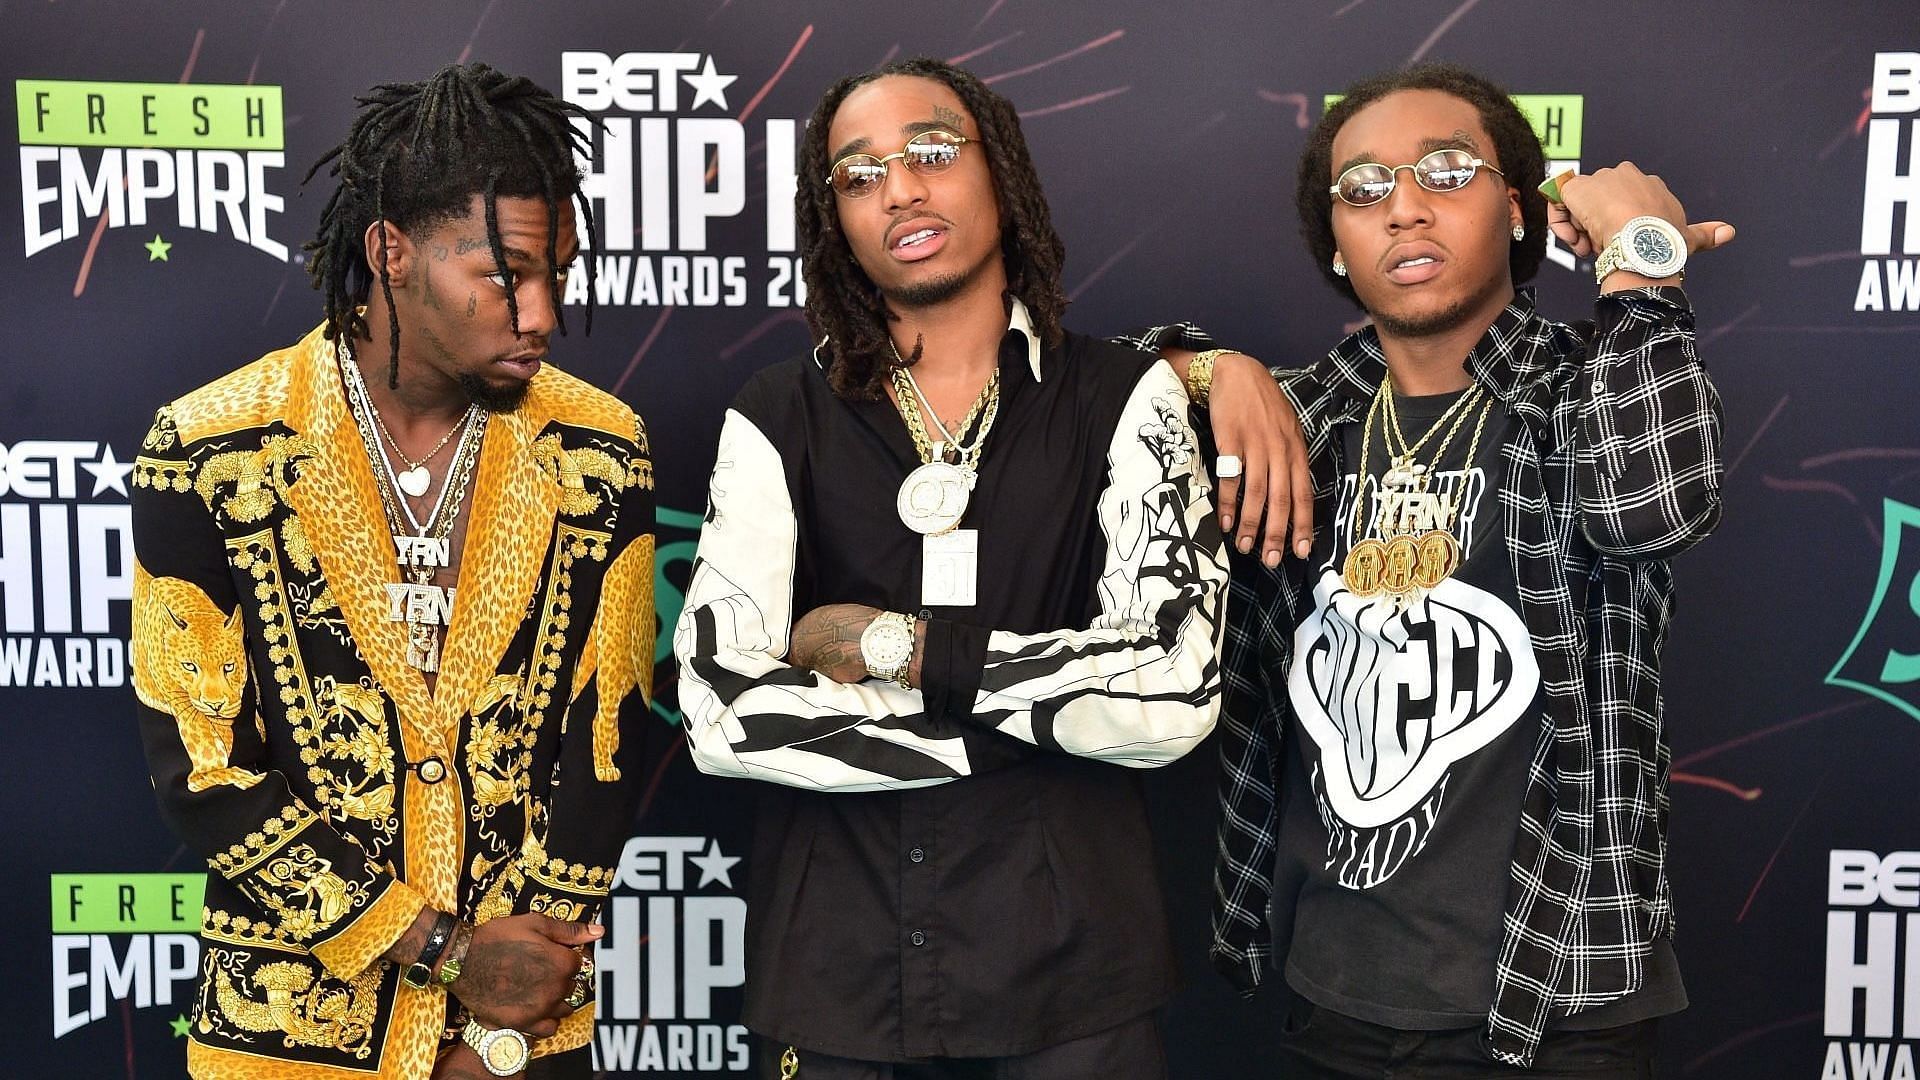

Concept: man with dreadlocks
[[132, 63, 653, 1080], [674, 58, 1228, 1079]]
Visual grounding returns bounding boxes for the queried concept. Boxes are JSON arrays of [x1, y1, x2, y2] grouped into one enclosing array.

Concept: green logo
[[1320, 94, 1583, 158], [1828, 499, 1920, 722], [51, 873, 204, 933], [650, 505, 701, 726], [17, 80, 283, 150]]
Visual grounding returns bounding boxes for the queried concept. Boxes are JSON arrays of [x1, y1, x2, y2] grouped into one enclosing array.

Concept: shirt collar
[[808, 295, 1044, 382], [1317, 288, 1542, 422]]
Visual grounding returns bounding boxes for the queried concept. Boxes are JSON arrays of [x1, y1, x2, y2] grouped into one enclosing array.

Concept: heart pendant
[[397, 466, 431, 498]]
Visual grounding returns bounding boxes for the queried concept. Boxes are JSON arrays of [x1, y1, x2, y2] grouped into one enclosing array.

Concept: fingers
[[1684, 220, 1736, 253], [1260, 476, 1290, 568], [1546, 204, 1593, 258], [532, 918, 605, 946], [1215, 467, 1243, 533], [1288, 450, 1315, 560], [1232, 458, 1268, 558]]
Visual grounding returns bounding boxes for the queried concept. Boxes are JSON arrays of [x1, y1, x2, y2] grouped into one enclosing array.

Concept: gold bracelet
[[1185, 348, 1236, 407]]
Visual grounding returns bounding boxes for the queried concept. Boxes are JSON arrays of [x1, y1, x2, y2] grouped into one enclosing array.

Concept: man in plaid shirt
[[1191, 64, 1733, 1074]]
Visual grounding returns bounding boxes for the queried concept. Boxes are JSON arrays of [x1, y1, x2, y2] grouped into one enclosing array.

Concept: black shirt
[[673, 305, 1229, 1060], [1279, 386, 1685, 1031]]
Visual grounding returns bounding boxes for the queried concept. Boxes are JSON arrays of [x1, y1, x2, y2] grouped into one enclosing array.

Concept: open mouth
[[888, 220, 950, 262], [1383, 248, 1445, 285]]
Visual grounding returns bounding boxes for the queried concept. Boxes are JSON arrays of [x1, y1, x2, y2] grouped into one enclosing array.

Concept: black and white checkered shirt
[[1124, 286, 1723, 1066]]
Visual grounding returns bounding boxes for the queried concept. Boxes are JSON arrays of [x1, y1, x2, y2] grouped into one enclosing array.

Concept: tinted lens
[[1336, 164, 1396, 206], [1416, 149, 1478, 192], [831, 156, 887, 197], [904, 131, 963, 173]]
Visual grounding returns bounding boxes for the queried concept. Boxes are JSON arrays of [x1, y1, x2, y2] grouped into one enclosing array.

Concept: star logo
[[82, 444, 135, 497], [687, 838, 740, 888], [145, 234, 172, 261], [169, 1014, 191, 1038], [682, 56, 737, 112]]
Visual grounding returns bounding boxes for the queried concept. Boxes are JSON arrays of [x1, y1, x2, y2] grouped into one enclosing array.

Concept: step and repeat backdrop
[[4, 1, 1918, 1076]]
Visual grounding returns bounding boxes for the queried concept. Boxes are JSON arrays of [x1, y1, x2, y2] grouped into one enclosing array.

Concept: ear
[[223, 606, 243, 634], [361, 219, 419, 289], [162, 602, 189, 631]]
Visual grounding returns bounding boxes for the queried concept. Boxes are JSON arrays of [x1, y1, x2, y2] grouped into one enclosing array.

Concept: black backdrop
[[7, 2, 1920, 1076]]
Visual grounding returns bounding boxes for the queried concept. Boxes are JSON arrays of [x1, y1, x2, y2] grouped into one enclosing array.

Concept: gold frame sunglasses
[[1330, 148, 1505, 208], [827, 130, 983, 199]]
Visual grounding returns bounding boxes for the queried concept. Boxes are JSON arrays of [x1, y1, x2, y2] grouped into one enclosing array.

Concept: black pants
[[1274, 999, 1659, 1078], [760, 1012, 1166, 1080]]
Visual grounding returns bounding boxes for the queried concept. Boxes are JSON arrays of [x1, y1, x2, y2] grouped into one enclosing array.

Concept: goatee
[[458, 373, 530, 414]]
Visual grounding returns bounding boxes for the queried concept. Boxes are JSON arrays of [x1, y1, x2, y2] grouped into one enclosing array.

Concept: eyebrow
[[828, 135, 870, 164], [497, 244, 580, 269], [1334, 131, 1484, 176]]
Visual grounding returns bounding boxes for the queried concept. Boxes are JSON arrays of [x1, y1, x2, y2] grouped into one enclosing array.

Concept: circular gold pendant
[[898, 462, 975, 535], [1412, 529, 1462, 590], [1341, 538, 1388, 597], [1380, 535, 1420, 595]]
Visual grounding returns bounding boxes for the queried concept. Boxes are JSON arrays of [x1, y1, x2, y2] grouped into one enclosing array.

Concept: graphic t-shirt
[[1279, 386, 1685, 1030]]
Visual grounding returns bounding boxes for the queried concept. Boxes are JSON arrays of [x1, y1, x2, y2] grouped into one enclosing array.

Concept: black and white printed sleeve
[[920, 361, 1229, 768]]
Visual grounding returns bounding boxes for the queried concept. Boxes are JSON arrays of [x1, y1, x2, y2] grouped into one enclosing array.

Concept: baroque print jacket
[[131, 324, 655, 1078]]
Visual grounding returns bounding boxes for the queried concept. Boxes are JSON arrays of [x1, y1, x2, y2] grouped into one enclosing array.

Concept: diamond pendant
[[396, 466, 431, 498]]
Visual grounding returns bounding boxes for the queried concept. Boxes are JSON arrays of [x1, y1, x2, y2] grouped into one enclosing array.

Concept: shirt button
[[1591, 379, 1607, 395], [909, 930, 927, 947], [909, 847, 925, 864], [416, 757, 446, 784]]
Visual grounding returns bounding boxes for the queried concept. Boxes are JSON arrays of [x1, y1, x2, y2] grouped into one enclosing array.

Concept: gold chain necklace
[[1340, 373, 1493, 605], [887, 348, 1003, 536]]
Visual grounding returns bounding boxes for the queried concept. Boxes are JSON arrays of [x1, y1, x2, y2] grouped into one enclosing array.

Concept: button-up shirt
[[1186, 288, 1723, 1066], [674, 303, 1228, 1060]]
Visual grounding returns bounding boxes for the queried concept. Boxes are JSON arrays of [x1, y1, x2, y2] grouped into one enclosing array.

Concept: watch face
[[865, 623, 914, 667], [1631, 227, 1675, 266], [485, 1036, 525, 1072]]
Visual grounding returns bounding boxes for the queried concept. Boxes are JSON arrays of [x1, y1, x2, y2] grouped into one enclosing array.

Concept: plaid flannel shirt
[[1123, 285, 1723, 1066]]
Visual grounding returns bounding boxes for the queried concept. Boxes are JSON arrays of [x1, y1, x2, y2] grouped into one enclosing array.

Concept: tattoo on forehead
[[932, 105, 965, 131]]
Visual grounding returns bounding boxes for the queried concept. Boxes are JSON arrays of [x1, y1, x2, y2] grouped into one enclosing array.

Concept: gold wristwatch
[[860, 612, 917, 688], [463, 1021, 530, 1076]]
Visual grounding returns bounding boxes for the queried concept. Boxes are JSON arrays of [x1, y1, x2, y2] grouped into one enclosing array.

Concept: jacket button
[[909, 847, 925, 864], [909, 930, 927, 947], [417, 758, 446, 784]]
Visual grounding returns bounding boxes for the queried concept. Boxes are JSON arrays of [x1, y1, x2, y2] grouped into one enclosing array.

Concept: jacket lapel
[[281, 329, 437, 749]]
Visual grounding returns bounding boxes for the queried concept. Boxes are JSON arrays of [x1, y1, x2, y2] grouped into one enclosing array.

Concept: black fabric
[[1272, 997, 1660, 1078], [759, 1011, 1166, 1080], [728, 330, 1182, 1060]]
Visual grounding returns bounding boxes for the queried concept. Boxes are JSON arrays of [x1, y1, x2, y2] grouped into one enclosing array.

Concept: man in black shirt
[[673, 58, 1229, 1079], [1207, 64, 1735, 1074]]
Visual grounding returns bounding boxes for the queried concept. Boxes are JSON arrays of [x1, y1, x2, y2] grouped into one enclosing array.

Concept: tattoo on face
[[466, 291, 477, 317], [455, 236, 489, 256], [932, 105, 965, 132], [421, 262, 441, 310], [432, 243, 449, 262]]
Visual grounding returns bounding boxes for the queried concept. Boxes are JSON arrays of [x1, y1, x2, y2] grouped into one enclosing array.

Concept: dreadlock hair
[[797, 57, 1068, 400], [1297, 62, 1548, 307], [303, 62, 601, 388]]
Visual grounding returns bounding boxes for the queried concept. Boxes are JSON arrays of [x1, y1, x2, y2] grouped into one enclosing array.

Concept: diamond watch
[[1594, 215, 1686, 284], [462, 1021, 530, 1076], [859, 612, 918, 688]]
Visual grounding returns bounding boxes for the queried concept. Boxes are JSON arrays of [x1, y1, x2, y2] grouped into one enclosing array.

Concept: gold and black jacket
[[131, 324, 655, 1078]]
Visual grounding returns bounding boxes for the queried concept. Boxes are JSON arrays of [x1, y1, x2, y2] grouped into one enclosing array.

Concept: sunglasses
[[827, 130, 981, 199], [1330, 148, 1505, 208]]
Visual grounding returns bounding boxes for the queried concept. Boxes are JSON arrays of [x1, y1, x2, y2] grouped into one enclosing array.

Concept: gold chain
[[889, 364, 1001, 469], [1382, 374, 1484, 463], [1350, 374, 1491, 548], [338, 341, 484, 549]]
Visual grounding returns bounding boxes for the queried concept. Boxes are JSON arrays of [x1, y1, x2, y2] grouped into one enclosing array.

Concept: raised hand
[[1549, 162, 1735, 261]]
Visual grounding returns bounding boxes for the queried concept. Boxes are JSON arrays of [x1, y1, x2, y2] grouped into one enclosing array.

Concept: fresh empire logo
[[1856, 52, 1920, 312], [16, 80, 288, 260], [562, 52, 803, 308]]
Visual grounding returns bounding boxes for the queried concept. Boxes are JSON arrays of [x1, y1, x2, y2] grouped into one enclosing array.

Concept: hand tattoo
[[455, 939, 560, 1013], [790, 604, 874, 683]]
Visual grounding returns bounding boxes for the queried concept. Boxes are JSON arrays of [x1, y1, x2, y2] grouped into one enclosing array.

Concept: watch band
[[860, 611, 917, 688], [462, 1020, 531, 1076], [403, 911, 456, 989], [436, 920, 475, 987]]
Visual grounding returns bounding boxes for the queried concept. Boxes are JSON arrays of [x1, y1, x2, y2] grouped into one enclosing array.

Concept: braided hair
[[797, 57, 1068, 400], [303, 62, 600, 387]]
